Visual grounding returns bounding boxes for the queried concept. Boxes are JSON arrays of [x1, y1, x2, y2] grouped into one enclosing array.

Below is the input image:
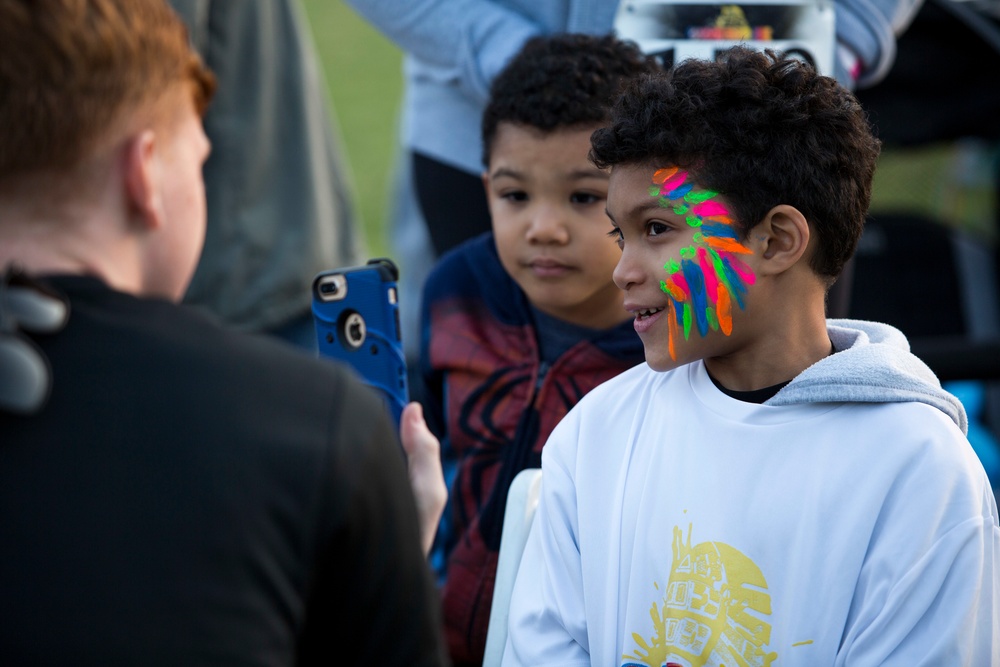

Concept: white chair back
[[482, 468, 543, 667]]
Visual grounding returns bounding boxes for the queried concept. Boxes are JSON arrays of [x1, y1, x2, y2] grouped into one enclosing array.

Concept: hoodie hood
[[767, 319, 968, 434]]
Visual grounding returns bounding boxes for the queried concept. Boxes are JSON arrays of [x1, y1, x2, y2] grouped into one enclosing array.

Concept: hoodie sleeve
[[835, 0, 924, 88], [343, 0, 540, 104], [833, 456, 1000, 665]]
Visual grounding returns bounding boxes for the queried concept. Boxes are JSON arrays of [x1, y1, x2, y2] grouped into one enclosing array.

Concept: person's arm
[[835, 445, 1000, 664], [343, 0, 541, 104], [837, 512, 999, 663], [299, 378, 447, 665], [400, 401, 447, 555], [834, 0, 925, 88], [417, 266, 460, 580]]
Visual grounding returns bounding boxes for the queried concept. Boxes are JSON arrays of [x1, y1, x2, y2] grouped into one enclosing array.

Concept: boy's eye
[[570, 192, 602, 205], [648, 221, 670, 237], [606, 226, 624, 248], [500, 190, 528, 202]]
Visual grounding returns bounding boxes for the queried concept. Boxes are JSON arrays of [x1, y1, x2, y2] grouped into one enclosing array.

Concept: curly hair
[[0, 0, 215, 181], [481, 32, 661, 167], [590, 46, 881, 280]]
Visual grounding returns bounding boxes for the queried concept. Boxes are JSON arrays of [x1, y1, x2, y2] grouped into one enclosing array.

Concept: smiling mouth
[[635, 307, 664, 319]]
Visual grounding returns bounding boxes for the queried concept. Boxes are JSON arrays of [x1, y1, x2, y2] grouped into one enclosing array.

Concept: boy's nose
[[613, 247, 640, 290], [525, 204, 570, 244]]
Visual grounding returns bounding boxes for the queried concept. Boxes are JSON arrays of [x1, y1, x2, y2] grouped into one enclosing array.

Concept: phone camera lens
[[320, 282, 338, 295]]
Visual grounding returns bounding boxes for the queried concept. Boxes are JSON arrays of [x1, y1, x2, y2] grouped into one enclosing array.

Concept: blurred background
[[301, 1, 402, 258], [302, 1, 999, 258]]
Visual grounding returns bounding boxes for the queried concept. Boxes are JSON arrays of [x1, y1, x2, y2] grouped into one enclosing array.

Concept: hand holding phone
[[311, 258, 409, 426]]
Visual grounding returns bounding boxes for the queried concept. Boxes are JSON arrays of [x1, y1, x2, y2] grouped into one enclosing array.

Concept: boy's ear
[[123, 129, 166, 231], [753, 204, 810, 276]]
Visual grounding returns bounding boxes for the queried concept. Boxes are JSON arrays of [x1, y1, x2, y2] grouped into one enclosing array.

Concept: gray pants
[[169, 0, 363, 340]]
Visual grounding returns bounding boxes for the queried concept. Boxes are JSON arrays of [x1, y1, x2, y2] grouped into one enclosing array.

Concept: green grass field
[[300, 1, 403, 258]]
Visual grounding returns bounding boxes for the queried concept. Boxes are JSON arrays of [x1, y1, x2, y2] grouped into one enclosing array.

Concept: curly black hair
[[481, 32, 661, 167], [590, 46, 881, 280]]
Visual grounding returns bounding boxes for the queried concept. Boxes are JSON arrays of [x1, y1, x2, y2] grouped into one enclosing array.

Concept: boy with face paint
[[502, 46, 1000, 666], [417, 33, 659, 666]]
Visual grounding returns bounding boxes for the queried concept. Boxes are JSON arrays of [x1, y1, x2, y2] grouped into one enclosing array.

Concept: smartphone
[[311, 258, 409, 426]]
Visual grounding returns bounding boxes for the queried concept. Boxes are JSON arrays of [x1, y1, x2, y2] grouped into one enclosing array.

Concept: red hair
[[0, 0, 215, 181]]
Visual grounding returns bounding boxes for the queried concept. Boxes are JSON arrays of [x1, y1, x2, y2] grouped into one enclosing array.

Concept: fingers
[[400, 401, 447, 555], [399, 401, 425, 454]]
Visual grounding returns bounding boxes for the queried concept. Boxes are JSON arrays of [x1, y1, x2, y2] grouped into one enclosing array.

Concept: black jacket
[[0, 275, 448, 666]]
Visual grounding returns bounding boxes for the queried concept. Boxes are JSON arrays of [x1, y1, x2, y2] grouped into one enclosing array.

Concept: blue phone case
[[311, 258, 409, 426]]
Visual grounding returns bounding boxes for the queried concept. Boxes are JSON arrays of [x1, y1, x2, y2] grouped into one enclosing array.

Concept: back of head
[[0, 0, 214, 188], [590, 46, 881, 280], [481, 33, 660, 167]]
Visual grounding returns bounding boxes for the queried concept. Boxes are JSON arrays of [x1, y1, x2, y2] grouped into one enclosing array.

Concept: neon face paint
[[651, 167, 755, 359]]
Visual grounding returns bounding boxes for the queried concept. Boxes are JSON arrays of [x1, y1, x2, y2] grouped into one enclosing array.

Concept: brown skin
[[484, 122, 632, 330], [607, 162, 832, 391]]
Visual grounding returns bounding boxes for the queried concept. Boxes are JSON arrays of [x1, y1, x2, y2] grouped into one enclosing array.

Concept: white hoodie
[[504, 320, 998, 666]]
